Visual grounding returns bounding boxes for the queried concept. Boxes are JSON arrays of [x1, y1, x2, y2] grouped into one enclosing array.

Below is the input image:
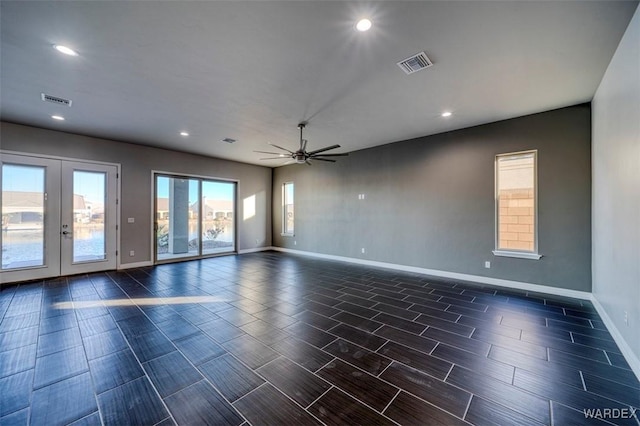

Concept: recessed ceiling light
[[441, 111, 452, 117], [51, 115, 65, 121], [53, 44, 78, 56], [356, 18, 372, 32], [180, 131, 189, 136]]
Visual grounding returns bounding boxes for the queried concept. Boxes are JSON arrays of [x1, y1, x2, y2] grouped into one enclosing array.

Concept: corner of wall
[[591, 4, 640, 381]]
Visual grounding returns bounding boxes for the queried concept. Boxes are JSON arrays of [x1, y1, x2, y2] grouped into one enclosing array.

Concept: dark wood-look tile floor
[[1, 251, 639, 425]]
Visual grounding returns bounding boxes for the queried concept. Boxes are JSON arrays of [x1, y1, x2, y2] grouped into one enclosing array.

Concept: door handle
[[62, 231, 73, 235]]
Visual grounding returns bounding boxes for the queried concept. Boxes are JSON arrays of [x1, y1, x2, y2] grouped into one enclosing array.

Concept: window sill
[[281, 233, 294, 237], [492, 250, 542, 260]]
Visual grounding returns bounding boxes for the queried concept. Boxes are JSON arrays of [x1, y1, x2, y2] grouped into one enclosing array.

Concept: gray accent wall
[[273, 105, 592, 291], [1, 122, 272, 265], [592, 6, 640, 369]]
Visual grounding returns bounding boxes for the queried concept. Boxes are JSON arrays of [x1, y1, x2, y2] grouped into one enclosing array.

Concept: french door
[[1, 154, 118, 284]]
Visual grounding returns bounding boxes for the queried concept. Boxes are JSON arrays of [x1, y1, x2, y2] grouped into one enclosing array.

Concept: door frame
[[151, 170, 238, 265], [1, 150, 121, 284]]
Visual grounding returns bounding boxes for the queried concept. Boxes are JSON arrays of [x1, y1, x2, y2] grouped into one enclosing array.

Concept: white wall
[[592, 5, 640, 375]]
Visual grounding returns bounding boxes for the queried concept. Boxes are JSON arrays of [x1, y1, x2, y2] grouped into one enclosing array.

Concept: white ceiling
[[1, 1, 637, 167]]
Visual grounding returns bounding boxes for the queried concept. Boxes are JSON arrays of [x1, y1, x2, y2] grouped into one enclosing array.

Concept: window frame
[[281, 181, 294, 236], [493, 150, 542, 260]]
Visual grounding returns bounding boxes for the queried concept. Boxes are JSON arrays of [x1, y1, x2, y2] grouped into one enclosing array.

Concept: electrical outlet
[[624, 311, 629, 326], [127, 217, 135, 223], [129, 250, 135, 257], [361, 248, 366, 254], [294, 241, 297, 246], [484, 261, 491, 269]]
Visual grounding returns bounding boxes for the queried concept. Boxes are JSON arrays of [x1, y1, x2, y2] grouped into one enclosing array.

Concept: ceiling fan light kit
[[256, 122, 348, 166]]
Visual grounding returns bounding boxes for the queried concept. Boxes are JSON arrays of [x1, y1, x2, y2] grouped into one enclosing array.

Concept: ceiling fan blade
[[312, 157, 336, 162], [305, 160, 312, 166], [260, 157, 288, 160], [268, 143, 294, 154], [307, 144, 341, 156], [254, 150, 285, 155], [309, 153, 348, 157]]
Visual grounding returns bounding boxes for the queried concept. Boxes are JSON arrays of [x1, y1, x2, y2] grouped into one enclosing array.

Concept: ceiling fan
[[255, 122, 348, 165]]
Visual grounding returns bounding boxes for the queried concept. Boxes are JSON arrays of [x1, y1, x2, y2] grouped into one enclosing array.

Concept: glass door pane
[[2, 164, 46, 269], [72, 170, 106, 262], [202, 181, 235, 255], [60, 161, 117, 276], [1, 154, 61, 284], [156, 176, 200, 261]]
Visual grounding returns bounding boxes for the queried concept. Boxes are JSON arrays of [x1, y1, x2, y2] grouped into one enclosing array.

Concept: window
[[282, 182, 294, 235], [494, 150, 541, 259]]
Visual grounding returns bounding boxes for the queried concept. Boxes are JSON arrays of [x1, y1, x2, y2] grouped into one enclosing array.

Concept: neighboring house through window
[[282, 182, 294, 235], [494, 150, 541, 260]]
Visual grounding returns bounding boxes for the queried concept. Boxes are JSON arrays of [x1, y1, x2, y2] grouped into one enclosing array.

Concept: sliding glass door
[[154, 174, 235, 262]]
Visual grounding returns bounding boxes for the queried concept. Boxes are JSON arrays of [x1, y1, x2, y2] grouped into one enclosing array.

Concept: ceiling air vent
[[221, 138, 236, 144], [397, 52, 433, 75], [41, 93, 72, 107]]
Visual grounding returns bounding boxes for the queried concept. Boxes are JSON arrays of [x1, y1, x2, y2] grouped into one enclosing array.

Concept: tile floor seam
[[579, 371, 587, 391], [320, 384, 402, 425], [303, 384, 335, 410], [603, 349, 613, 366], [461, 392, 474, 421], [381, 388, 403, 416], [239, 371, 330, 426]]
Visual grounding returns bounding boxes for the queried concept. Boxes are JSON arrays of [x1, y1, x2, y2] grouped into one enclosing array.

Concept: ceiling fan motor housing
[[255, 122, 347, 164]]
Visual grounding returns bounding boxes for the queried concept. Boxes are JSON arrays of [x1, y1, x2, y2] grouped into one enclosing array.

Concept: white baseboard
[[272, 247, 591, 300], [117, 260, 153, 270], [590, 295, 640, 381], [238, 247, 274, 254]]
